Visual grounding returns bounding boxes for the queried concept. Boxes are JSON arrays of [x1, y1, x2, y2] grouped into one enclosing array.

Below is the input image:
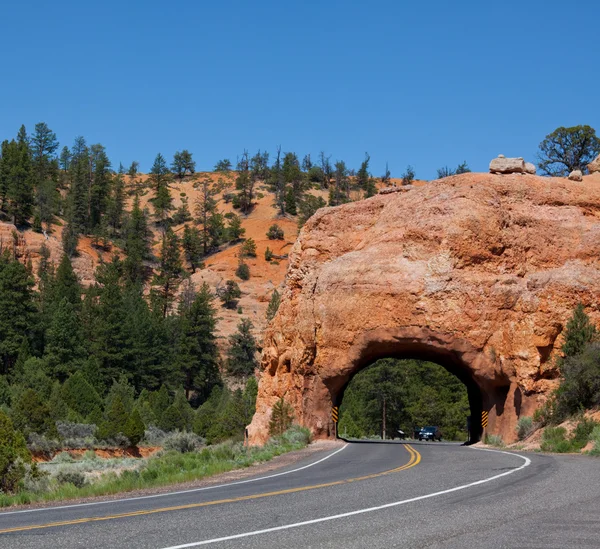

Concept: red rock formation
[[249, 172, 600, 444]]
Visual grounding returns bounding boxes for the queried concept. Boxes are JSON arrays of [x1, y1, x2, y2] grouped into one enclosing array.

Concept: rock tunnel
[[248, 173, 600, 445]]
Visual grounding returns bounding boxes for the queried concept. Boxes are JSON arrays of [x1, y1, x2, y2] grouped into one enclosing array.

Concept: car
[[418, 426, 442, 441]]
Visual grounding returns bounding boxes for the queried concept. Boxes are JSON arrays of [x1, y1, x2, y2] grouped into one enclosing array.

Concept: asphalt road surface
[[1, 441, 599, 548]]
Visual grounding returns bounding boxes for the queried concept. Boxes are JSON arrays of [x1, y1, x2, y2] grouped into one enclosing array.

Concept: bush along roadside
[[0, 425, 311, 508]]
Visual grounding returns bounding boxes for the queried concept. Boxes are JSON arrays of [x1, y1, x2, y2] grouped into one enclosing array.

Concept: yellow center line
[[0, 444, 421, 535]]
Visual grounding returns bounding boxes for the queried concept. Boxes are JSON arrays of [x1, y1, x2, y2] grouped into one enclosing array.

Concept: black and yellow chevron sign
[[331, 406, 339, 423], [482, 410, 489, 428]]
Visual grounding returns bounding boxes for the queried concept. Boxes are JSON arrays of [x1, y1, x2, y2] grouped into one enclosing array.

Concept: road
[[0, 441, 599, 548]]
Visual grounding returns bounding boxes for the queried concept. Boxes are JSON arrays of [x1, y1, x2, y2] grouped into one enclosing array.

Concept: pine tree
[[266, 289, 281, 322], [53, 253, 81, 307], [235, 151, 253, 214], [0, 410, 31, 494], [2, 138, 34, 225], [269, 397, 294, 436], [171, 150, 196, 179], [61, 371, 103, 418], [269, 147, 286, 216], [0, 250, 35, 375], [123, 408, 145, 446], [226, 214, 245, 242], [31, 122, 59, 183], [226, 318, 258, 376], [182, 225, 203, 272], [173, 282, 220, 400], [172, 391, 194, 431], [150, 384, 171, 420], [149, 153, 173, 226], [561, 304, 597, 359], [151, 228, 184, 317], [159, 405, 185, 432], [12, 388, 55, 436], [123, 195, 151, 285], [219, 280, 241, 309], [106, 166, 125, 236], [44, 298, 87, 381], [89, 144, 111, 232], [59, 146, 71, 172]]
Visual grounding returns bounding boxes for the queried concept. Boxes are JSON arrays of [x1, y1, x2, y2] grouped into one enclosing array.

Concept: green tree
[[561, 304, 597, 358], [194, 174, 219, 255], [269, 397, 294, 436], [61, 371, 103, 418], [266, 224, 284, 240], [0, 250, 35, 375], [214, 159, 232, 172], [329, 161, 349, 206], [182, 225, 203, 273], [266, 289, 281, 322], [44, 297, 87, 381], [123, 195, 151, 285], [357, 153, 377, 198], [171, 150, 196, 179], [235, 151, 253, 214], [298, 195, 326, 228], [401, 165, 415, 185], [12, 388, 55, 436], [538, 125, 600, 176], [226, 318, 258, 376], [240, 238, 257, 258], [149, 153, 173, 226], [2, 138, 34, 225], [235, 259, 250, 280], [172, 282, 220, 400], [159, 405, 186, 432], [226, 214, 245, 242], [219, 279, 241, 309], [151, 228, 184, 317], [0, 410, 31, 494], [52, 253, 81, 307], [437, 162, 470, 179], [123, 408, 145, 446]]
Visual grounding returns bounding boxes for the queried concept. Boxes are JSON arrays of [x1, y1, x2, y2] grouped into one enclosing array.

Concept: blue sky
[[1, 0, 598, 179]]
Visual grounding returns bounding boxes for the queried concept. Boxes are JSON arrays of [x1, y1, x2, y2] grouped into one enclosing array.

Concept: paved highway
[[0, 441, 599, 548]]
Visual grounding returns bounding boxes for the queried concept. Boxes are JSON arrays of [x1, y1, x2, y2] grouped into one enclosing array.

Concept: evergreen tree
[[123, 195, 151, 285], [269, 147, 286, 216], [59, 146, 71, 172], [219, 280, 241, 309], [173, 282, 220, 400], [240, 238, 257, 258], [226, 318, 258, 376], [44, 298, 87, 381], [150, 384, 171, 420], [31, 122, 59, 183], [89, 144, 111, 232], [0, 250, 35, 375], [11, 388, 55, 436], [182, 225, 203, 273], [0, 410, 31, 494], [123, 408, 145, 446], [266, 289, 281, 322], [61, 371, 103, 418], [2, 139, 34, 225], [52, 253, 81, 307], [283, 152, 304, 207], [106, 166, 125, 236], [561, 304, 597, 359], [172, 391, 194, 431], [214, 159, 232, 172], [226, 214, 245, 242], [269, 397, 294, 436], [171, 150, 196, 179], [194, 174, 218, 255], [235, 151, 253, 214], [149, 153, 173, 226], [329, 161, 349, 206], [159, 404, 185, 432], [298, 195, 326, 228], [151, 228, 184, 317]]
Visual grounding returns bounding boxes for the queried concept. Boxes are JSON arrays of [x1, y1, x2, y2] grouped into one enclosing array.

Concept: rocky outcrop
[[248, 172, 600, 445], [588, 155, 600, 174], [569, 170, 583, 182], [524, 162, 536, 175], [489, 155, 530, 174]]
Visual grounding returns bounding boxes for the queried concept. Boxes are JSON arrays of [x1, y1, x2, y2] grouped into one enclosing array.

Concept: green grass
[[0, 426, 311, 508], [540, 420, 599, 453]]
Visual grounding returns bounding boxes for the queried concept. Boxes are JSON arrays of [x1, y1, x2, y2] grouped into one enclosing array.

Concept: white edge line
[[159, 446, 532, 549], [0, 444, 348, 516]]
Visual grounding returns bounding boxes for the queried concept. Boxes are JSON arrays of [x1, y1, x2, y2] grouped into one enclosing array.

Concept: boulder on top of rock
[[588, 154, 600, 174], [489, 156, 526, 174], [569, 169, 583, 182], [524, 162, 536, 175]]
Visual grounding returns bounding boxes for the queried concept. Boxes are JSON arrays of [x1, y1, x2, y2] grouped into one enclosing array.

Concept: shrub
[[280, 425, 311, 446], [540, 427, 572, 453], [240, 238, 257, 258], [55, 469, 86, 488], [218, 280, 241, 309], [236, 261, 250, 281], [484, 434, 504, 447], [51, 451, 75, 463], [27, 432, 60, 454], [517, 416, 534, 440], [0, 410, 31, 493], [571, 419, 598, 450], [589, 425, 600, 456], [266, 224, 284, 240], [163, 431, 205, 453], [264, 247, 273, 261], [83, 450, 98, 461], [143, 426, 168, 446], [56, 421, 97, 448]]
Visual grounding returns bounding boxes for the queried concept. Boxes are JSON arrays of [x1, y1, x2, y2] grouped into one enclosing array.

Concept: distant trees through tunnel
[[338, 359, 471, 442]]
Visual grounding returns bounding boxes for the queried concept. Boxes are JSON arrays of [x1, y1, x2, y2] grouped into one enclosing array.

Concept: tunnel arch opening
[[322, 329, 510, 444]]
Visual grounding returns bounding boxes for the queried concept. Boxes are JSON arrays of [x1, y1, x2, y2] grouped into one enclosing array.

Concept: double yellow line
[[0, 444, 421, 535]]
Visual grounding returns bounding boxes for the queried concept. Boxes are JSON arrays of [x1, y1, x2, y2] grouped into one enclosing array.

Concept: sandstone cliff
[[250, 172, 600, 444]]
